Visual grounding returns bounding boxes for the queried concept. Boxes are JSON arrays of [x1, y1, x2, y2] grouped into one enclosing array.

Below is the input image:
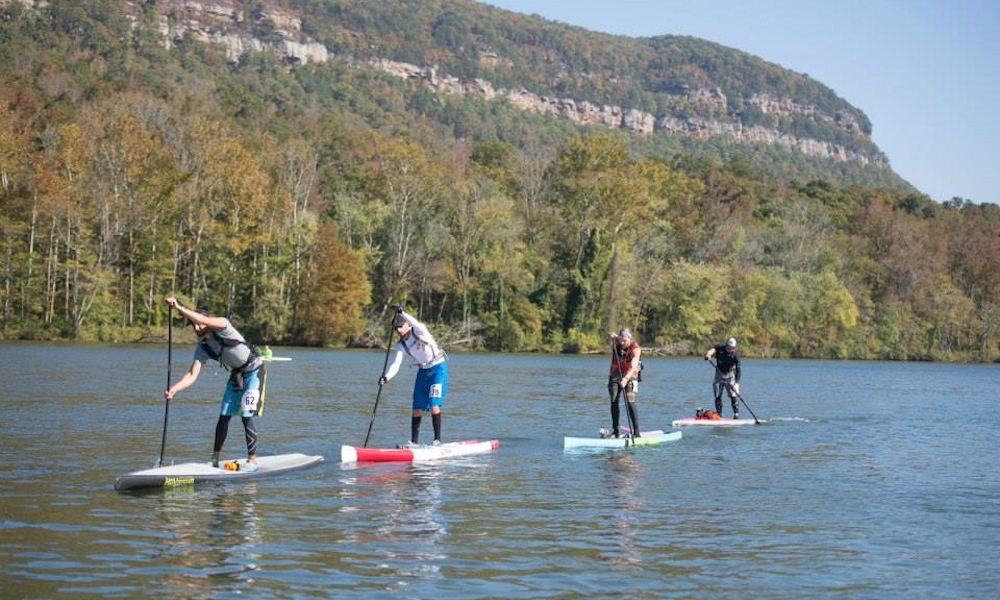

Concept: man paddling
[[163, 297, 265, 471], [379, 306, 448, 446], [704, 337, 742, 419], [607, 329, 642, 438]]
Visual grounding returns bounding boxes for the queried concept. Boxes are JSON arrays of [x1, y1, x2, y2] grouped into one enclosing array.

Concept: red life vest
[[610, 339, 640, 376]]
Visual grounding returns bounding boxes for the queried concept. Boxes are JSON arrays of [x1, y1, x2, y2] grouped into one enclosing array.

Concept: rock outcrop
[[66, 0, 881, 166]]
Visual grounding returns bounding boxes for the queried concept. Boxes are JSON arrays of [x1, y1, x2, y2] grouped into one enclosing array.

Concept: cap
[[726, 337, 737, 348], [392, 314, 407, 328], [618, 329, 631, 340]]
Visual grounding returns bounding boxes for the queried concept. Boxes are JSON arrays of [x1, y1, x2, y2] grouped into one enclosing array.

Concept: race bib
[[241, 389, 260, 413], [429, 383, 443, 399]]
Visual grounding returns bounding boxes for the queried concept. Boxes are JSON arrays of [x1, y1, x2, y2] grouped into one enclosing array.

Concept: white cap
[[619, 329, 631, 340], [726, 337, 737, 348]]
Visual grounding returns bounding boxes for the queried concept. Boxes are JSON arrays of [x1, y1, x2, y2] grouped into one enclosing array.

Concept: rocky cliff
[[14, 0, 882, 167]]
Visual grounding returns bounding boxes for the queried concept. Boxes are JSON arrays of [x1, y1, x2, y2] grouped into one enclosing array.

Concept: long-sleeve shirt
[[383, 311, 446, 380], [713, 345, 741, 383]]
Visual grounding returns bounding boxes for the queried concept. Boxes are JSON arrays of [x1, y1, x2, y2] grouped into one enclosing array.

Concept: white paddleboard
[[671, 417, 759, 427], [114, 453, 324, 491], [564, 430, 682, 450]]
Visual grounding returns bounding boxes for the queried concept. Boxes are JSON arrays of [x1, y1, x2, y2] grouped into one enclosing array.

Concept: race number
[[241, 388, 260, 414]]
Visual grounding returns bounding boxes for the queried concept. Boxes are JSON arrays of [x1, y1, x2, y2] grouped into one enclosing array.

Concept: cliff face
[[370, 58, 877, 165], [56, 0, 881, 167]]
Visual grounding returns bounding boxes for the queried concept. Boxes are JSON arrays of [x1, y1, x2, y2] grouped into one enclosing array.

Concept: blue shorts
[[412, 362, 447, 412], [220, 368, 265, 417]]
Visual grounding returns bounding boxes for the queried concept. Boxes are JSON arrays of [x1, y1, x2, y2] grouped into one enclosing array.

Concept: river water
[[1, 343, 997, 599]]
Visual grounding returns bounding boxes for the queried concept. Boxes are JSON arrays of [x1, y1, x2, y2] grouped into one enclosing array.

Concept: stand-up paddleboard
[[114, 453, 324, 491], [671, 417, 759, 427], [564, 430, 682, 450], [341, 439, 500, 463], [600, 427, 665, 438]]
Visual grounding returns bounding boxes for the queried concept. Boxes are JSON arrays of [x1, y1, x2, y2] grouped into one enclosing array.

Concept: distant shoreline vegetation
[[0, 0, 996, 362]]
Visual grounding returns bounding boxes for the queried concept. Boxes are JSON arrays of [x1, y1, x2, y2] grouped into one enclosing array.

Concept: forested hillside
[[1, 0, 997, 361]]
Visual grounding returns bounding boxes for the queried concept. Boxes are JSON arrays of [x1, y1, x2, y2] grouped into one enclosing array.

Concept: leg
[[242, 416, 258, 459], [426, 364, 447, 444], [410, 412, 422, 444], [625, 382, 640, 436], [214, 415, 233, 464], [240, 370, 263, 463], [713, 378, 724, 415], [215, 379, 245, 464], [431, 409, 442, 443], [608, 378, 622, 436], [411, 368, 429, 444]]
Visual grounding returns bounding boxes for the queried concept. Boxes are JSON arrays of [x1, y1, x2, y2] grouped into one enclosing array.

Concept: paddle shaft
[[363, 311, 397, 447], [611, 339, 637, 441], [157, 307, 173, 467], [708, 359, 760, 423]]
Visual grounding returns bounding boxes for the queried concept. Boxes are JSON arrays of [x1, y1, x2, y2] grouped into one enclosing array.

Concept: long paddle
[[157, 306, 173, 467], [611, 338, 637, 443], [363, 310, 397, 447], [708, 359, 761, 424]]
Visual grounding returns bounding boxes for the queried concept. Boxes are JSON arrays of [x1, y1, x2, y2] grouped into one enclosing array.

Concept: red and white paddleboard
[[671, 417, 758, 427], [340, 439, 500, 463]]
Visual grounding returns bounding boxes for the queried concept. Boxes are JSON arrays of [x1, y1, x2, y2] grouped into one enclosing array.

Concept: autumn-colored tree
[[296, 222, 371, 346]]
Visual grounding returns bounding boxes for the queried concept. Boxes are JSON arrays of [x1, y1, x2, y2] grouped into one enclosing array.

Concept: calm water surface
[[1, 343, 997, 599]]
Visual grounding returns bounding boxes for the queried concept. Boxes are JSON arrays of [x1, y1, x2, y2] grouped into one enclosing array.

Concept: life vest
[[610, 340, 640, 378], [400, 328, 447, 369], [199, 330, 261, 391], [199, 330, 259, 371]]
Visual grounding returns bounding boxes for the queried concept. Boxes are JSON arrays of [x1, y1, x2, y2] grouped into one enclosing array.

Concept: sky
[[477, 0, 999, 205]]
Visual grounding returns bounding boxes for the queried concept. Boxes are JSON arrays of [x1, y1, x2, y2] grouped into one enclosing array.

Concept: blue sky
[[478, 0, 999, 205]]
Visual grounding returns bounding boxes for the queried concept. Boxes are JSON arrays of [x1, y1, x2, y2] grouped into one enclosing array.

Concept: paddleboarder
[[704, 337, 742, 419], [379, 306, 448, 446], [607, 328, 642, 438], [163, 296, 265, 471]]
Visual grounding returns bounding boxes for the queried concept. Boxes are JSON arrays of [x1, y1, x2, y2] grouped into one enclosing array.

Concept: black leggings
[[214, 415, 258, 457], [608, 380, 639, 434]]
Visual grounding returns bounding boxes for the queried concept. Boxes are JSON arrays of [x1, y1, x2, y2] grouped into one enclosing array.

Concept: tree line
[[1, 1, 997, 361]]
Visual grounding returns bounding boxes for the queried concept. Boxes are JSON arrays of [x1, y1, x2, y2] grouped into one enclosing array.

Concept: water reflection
[[600, 452, 643, 567], [337, 463, 448, 591], [149, 484, 262, 599]]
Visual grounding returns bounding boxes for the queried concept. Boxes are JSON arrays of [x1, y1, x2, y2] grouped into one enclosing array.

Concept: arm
[[400, 310, 432, 341], [380, 346, 405, 384], [166, 296, 228, 330], [165, 360, 203, 400], [704, 346, 717, 360]]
